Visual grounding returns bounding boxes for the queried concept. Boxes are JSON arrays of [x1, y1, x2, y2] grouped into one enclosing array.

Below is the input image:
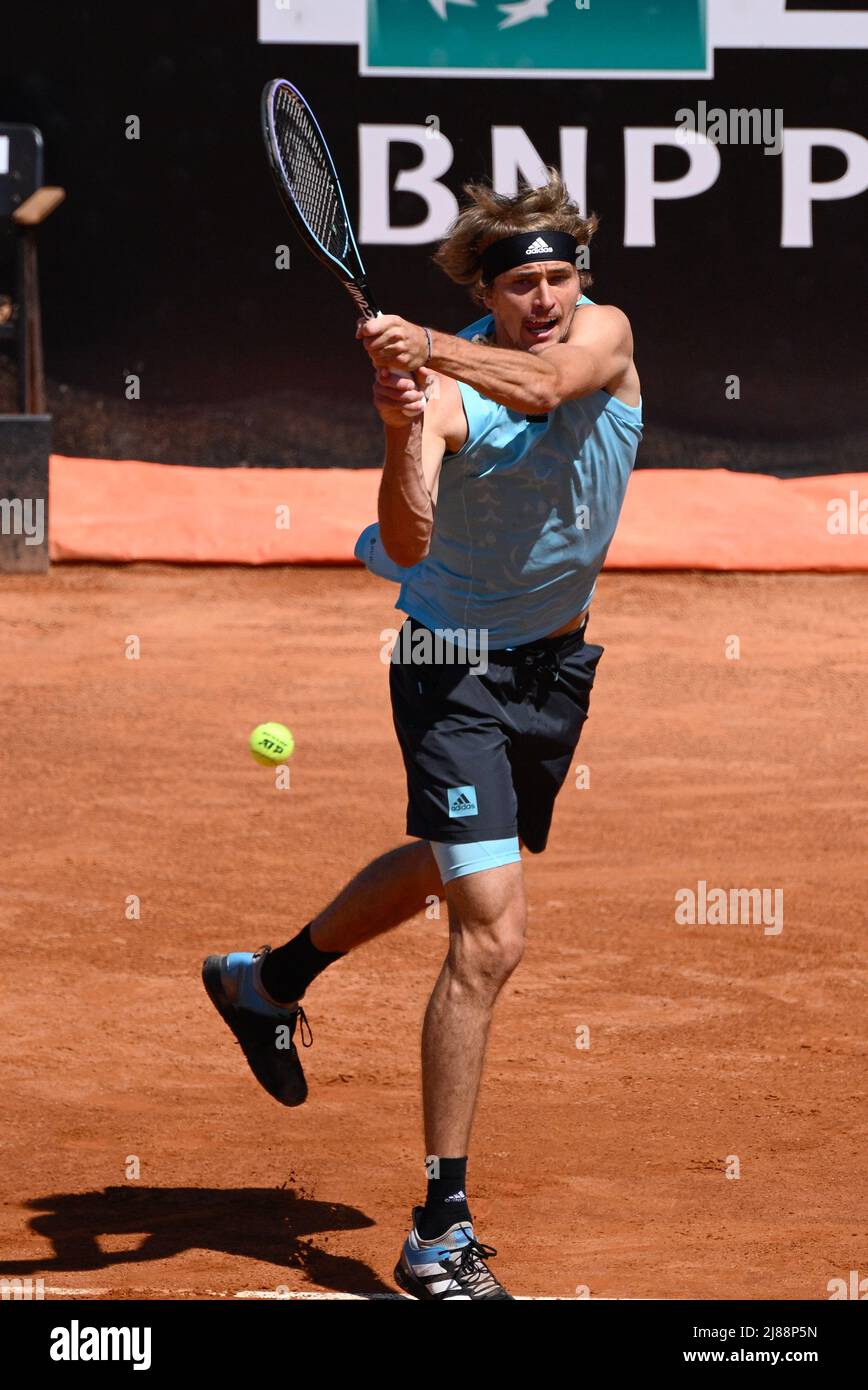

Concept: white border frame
[[360, 1, 711, 80], [259, 0, 868, 78]]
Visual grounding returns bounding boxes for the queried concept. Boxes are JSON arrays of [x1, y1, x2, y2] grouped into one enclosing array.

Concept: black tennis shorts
[[389, 616, 604, 852]]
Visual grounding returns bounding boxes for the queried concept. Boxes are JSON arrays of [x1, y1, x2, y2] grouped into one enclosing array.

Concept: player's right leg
[[422, 856, 526, 1156], [394, 851, 524, 1300]]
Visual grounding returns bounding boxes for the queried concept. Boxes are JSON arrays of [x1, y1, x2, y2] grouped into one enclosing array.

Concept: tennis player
[[203, 170, 642, 1300]]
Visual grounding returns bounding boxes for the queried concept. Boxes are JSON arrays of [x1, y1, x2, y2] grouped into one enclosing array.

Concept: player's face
[[483, 263, 581, 352]]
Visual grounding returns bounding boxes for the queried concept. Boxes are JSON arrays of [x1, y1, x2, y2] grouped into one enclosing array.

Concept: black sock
[[417, 1156, 471, 1239], [259, 924, 345, 1004]]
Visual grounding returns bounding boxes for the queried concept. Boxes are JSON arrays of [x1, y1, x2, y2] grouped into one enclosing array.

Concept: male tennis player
[[203, 170, 642, 1300]]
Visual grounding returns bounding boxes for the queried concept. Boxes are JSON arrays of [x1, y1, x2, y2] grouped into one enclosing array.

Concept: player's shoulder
[[455, 308, 495, 343], [423, 370, 465, 443], [571, 300, 633, 345], [576, 300, 632, 330], [425, 370, 462, 408]]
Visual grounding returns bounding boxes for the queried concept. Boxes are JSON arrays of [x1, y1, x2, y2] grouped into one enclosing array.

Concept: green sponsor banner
[[367, 0, 707, 74]]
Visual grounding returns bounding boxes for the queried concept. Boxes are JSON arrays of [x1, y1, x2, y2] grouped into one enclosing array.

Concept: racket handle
[[370, 311, 427, 394], [350, 281, 427, 400]]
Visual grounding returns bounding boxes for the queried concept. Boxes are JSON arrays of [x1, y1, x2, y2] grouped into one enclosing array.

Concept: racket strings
[[273, 90, 351, 266]]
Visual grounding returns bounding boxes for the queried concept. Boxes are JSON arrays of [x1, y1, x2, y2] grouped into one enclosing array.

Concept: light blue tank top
[[395, 296, 643, 648]]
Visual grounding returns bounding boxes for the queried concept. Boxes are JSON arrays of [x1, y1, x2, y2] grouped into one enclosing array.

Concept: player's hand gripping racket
[[261, 78, 422, 404]]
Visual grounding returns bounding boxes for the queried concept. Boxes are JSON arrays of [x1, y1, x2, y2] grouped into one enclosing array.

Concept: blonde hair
[[433, 168, 598, 303]]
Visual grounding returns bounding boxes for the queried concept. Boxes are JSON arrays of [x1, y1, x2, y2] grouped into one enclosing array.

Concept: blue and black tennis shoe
[[394, 1207, 514, 1300], [202, 946, 312, 1107]]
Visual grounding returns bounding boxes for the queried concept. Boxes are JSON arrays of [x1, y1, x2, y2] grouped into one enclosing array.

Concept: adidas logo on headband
[[524, 236, 554, 255]]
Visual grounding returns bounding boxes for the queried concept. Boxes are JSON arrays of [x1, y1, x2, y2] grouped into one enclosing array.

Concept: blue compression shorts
[[429, 837, 522, 884]]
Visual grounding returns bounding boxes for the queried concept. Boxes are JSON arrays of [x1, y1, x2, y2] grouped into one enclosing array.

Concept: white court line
[[237, 1290, 586, 1300], [40, 1286, 623, 1300]]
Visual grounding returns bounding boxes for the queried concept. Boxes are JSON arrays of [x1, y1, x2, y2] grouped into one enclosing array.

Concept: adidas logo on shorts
[[448, 786, 478, 817], [525, 236, 554, 256]]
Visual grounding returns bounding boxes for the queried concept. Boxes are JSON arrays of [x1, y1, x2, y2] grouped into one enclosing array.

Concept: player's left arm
[[357, 307, 633, 415], [536, 304, 634, 406]]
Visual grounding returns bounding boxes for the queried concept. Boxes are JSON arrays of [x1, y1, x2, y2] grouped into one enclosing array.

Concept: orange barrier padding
[[49, 456, 379, 564], [608, 468, 868, 570], [48, 455, 868, 570]]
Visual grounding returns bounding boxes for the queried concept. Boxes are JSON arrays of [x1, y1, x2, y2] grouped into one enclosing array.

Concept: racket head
[[261, 78, 378, 316]]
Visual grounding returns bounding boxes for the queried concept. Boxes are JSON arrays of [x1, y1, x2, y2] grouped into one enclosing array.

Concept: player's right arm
[[374, 369, 463, 567]]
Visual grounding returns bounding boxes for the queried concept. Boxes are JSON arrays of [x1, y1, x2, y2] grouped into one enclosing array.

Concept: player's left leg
[[306, 836, 444, 954], [202, 837, 445, 1106]]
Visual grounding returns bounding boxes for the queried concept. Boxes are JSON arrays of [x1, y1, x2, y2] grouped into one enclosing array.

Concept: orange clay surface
[[1, 564, 866, 1300]]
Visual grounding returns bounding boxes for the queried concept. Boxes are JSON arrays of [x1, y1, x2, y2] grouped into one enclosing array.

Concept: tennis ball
[[249, 722, 295, 767]]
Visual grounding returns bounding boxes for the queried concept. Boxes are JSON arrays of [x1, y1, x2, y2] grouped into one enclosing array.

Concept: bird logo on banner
[[427, 0, 557, 26], [497, 0, 556, 30], [427, 0, 477, 18]]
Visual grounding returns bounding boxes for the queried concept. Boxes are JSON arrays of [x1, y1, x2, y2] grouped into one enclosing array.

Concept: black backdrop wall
[[1, 0, 866, 473]]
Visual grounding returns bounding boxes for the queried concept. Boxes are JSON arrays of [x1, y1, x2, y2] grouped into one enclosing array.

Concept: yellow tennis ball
[[249, 722, 295, 767]]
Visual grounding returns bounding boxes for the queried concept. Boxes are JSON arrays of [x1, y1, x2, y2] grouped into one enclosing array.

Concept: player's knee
[[493, 921, 525, 981], [452, 930, 523, 997], [478, 921, 525, 990], [449, 896, 526, 994]]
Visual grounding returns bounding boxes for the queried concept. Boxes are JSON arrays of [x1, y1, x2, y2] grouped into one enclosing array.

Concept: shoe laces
[[297, 1006, 313, 1048], [447, 1237, 502, 1295]]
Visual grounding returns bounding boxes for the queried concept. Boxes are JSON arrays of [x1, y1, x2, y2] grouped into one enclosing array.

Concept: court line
[[35, 1286, 620, 1300]]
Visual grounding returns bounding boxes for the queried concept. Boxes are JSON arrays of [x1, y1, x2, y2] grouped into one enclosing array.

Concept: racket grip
[[380, 368, 429, 407], [368, 313, 427, 395]]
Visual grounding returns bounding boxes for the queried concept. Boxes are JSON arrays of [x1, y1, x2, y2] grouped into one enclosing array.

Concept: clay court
[[2, 563, 866, 1300]]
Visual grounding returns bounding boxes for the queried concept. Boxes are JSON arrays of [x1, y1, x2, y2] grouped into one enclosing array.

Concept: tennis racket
[[261, 77, 422, 408], [261, 77, 386, 322]]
